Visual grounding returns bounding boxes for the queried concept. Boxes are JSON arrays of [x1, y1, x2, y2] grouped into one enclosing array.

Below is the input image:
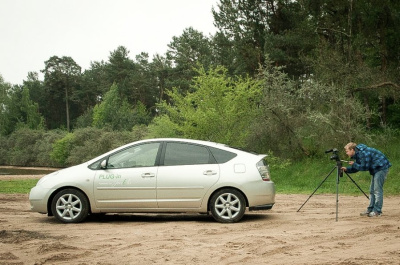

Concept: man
[[341, 143, 391, 217]]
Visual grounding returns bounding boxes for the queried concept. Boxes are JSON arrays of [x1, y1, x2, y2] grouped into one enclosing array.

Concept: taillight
[[257, 159, 271, 181]]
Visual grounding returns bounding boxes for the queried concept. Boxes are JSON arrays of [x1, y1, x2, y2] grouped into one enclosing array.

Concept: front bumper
[[29, 186, 53, 214]]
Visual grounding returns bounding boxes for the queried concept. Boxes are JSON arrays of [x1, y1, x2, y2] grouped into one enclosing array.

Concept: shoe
[[368, 211, 381, 217], [360, 210, 371, 216]]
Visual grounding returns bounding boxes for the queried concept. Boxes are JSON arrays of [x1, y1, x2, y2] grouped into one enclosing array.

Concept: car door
[[156, 142, 220, 209], [93, 142, 161, 209]]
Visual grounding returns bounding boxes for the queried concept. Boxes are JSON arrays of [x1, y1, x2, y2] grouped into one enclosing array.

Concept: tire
[[209, 189, 246, 223], [51, 189, 89, 223]]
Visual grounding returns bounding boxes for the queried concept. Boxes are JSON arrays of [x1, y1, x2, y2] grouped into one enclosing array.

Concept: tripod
[[297, 159, 369, 221]]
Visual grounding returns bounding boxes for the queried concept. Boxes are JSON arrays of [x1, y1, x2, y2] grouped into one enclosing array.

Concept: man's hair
[[345, 142, 357, 150]]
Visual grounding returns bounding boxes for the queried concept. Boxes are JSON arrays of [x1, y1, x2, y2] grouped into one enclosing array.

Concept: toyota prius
[[29, 138, 275, 223]]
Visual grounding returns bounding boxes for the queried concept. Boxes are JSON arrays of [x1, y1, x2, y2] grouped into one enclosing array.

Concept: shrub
[[150, 66, 261, 146], [0, 135, 8, 165], [7, 128, 44, 166], [35, 130, 66, 167], [50, 133, 75, 166], [57, 128, 140, 166]]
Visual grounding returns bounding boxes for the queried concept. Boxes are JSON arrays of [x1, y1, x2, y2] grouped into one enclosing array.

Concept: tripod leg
[[336, 166, 340, 222], [297, 166, 336, 212], [345, 172, 369, 199]]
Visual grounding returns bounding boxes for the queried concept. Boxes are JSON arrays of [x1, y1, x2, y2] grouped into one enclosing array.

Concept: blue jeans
[[367, 169, 389, 213]]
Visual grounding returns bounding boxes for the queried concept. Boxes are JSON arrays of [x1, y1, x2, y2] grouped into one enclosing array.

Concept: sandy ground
[[0, 174, 399, 265]]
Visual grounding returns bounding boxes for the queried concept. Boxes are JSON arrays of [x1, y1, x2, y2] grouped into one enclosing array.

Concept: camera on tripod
[[325, 148, 340, 161], [298, 146, 369, 221]]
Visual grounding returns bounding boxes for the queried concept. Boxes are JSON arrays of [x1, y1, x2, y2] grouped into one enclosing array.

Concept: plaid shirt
[[346, 144, 391, 175]]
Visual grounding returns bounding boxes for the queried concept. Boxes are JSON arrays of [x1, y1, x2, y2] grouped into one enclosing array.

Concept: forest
[[1, 0, 399, 168]]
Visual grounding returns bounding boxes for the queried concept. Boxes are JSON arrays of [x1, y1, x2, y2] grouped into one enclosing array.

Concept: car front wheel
[[51, 189, 89, 223], [209, 189, 246, 223]]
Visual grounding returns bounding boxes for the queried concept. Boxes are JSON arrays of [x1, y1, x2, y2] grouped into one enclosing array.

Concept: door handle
[[141, 173, 155, 178], [203, 170, 217, 176]]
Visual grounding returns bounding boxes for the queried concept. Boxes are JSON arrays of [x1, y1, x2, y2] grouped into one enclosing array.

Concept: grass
[[1, 161, 398, 195], [274, 159, 399, 195], [1, 138, 399, 195], [0, 179, 39, 194], [273, 140, 400, 196]]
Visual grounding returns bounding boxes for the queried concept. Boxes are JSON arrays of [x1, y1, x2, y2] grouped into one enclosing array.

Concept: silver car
[[29, 138, 275, 223]]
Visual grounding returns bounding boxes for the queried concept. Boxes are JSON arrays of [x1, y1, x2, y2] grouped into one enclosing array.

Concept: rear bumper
[[249, 203, 274, 211]]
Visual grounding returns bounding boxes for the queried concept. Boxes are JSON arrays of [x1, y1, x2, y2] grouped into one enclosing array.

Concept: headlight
[[36, 171, 59, 186]]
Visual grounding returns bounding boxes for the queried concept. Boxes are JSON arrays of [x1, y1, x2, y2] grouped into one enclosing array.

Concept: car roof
[[85, 138, 261, 165]]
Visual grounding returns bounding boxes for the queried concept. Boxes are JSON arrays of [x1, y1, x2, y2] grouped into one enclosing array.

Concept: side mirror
[[100, 160, 107, 169]]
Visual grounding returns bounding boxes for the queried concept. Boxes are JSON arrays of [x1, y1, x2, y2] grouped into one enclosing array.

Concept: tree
[[76, 62, 106, 112], [92, 83, 150, 131], [264, 0, 316, 79], [131, 52, 158, 109], [307, 0, 400, 129], [212, 0, 317, 79], [166, 27, 214, 93], [105, 46, 135, 100], [151, 66, 263, 147], [0, 75, 44, 135], [19, 86, 44, 130], [212, 0, 271, 76], [42, 56, 82, 131], [23, 72, 46, 113], [150, 54, 173, 104], [247, 60, 367, 159], [0, 75, 12, 135], [104, 47, 159, 109]]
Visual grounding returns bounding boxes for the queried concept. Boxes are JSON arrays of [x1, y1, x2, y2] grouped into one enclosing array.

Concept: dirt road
[[0, 175, 399, 265]]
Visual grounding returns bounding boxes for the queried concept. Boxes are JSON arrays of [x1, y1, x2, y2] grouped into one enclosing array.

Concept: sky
[[0, 0, 218, 85]]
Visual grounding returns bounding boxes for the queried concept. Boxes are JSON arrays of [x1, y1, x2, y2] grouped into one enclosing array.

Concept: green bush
[[92, 84, 151, 131], [65, 128, 135, 165], [151, 66, 262, 147], [50, 133, 75, 166], [49, 127, 141, 167], [0, 135, 8, 165], [1, 127, 148, 167], [7, 128, 44, 166], [34, 130, 66, 167], [74, 107, 94, 129], [1, 128, 65, 167]]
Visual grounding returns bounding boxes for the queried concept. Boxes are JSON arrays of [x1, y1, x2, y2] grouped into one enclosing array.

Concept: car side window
[[107, 142, 160, 169], [163, 142, 213, 166], [209, 147, 237, 163]]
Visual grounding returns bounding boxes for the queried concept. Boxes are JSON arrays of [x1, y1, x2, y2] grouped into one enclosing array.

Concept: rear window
[[209, 147, 237, 163]]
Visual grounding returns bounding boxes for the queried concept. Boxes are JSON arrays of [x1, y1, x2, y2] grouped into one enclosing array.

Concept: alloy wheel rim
[[214, 193, 241, 220], [55, 194, 82, 220]]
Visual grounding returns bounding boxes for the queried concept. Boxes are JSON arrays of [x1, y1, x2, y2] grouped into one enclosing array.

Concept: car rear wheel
[[51, 189, 89, 223], [209, 189, 246, 223]]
